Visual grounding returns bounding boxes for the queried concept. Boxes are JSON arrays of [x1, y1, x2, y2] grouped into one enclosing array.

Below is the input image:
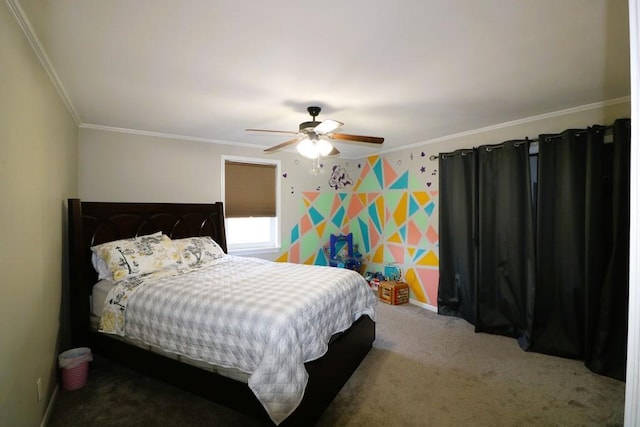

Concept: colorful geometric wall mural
[[276, 155, 440, 307]]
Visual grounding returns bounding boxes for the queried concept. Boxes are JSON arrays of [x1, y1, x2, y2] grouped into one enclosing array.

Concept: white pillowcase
[[91, 252, 113, 281], [172, 236, 225, 268], [90, 232, 182, 282]]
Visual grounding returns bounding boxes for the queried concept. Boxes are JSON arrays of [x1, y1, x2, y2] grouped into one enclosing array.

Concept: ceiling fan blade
[[313, 119, 344, 135], [246, 128, 299, 136], [263, 137, 301, 153], [328, 133, 385, 144], [327, 146, 340, 156]]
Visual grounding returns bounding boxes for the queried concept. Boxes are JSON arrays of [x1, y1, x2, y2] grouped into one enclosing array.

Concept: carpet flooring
[[48, 302, 625, 426]]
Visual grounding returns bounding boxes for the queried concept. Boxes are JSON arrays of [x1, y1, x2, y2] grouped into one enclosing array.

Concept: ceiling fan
[[246, 106, 384, 159]]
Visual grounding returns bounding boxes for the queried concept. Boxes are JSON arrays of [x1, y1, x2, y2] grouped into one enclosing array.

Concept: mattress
[[97, 255, 376, 424]]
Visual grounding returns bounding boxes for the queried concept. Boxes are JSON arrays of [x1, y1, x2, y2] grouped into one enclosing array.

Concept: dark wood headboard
[[67, 199, 227, 346]]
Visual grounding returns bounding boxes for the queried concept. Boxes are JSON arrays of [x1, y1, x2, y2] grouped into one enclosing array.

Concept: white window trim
[[221, 155, 281, 255], [625, 0, 640, 425]]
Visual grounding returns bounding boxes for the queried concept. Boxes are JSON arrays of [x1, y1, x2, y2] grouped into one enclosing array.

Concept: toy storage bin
[[378, 281, 409, 305]]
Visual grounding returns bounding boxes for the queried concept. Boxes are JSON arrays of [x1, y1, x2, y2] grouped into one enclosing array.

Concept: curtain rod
[[430, 124, 618, 161], [430, 139, 531, 160], [541, 124, 613, 142]]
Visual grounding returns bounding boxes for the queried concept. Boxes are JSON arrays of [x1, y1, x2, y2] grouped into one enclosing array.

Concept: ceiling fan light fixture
[[297, 138, 319, 159], [317, 138, 333, 156], [296, 137, 334, 159]]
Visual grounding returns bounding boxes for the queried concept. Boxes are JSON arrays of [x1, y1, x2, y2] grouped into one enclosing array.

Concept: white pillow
[[90, 232, 182, 281], [91, 252, 112, 281], [172, 236, 225, 268]]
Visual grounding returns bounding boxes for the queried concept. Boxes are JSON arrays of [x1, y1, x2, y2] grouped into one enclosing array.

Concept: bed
[[66, 199, 376, 426]]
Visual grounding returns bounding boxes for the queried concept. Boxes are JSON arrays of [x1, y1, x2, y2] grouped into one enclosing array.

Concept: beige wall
[[0, 3, 78, 426], [79, 128, 360, 261]]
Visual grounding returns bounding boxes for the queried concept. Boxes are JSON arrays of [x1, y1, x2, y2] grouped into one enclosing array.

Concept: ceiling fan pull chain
[[311, 155, 323, 175]]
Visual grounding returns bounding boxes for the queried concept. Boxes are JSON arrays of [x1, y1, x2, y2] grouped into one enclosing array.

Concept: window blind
[[224, 161, 276, 218]]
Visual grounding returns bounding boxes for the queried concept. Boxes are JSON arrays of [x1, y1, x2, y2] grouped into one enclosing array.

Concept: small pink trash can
[[58, 347, 92, 391]]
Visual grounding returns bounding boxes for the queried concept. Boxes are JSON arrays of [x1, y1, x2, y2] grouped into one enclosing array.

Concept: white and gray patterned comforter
[[100, 255, 377, 424]]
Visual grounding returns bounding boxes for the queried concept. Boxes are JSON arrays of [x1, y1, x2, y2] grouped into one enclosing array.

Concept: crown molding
[[79, 123, 265, 150], [6, 0, 80, 124], [375, 96, 631, 156], [79, 123, 371, 159], [80, 96, 630, 161]]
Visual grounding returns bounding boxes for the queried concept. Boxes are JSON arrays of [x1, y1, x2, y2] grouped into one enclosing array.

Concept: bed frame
[[66, 198, 375, 425]]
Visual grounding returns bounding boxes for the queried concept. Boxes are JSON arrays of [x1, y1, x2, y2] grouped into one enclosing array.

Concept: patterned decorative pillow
[[172, 236, 225, 268], [90, 232, 182, 282]]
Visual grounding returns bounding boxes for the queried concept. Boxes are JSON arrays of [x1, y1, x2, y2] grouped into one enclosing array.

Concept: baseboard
[[409, 298, 437, 312], [41, 385, 58, 427]]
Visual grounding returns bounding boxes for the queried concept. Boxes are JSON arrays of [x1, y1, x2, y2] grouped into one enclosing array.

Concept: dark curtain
[[437, 119, 630, 380], [585, 119, 630, 380], [533, 119, 630, 380], [476, 141, 536, 348], [532, 128, 591, 358], [438, 149, 477, 324]]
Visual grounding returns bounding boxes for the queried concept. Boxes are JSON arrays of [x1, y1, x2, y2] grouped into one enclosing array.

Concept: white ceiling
[[15, 0, 630, 158]]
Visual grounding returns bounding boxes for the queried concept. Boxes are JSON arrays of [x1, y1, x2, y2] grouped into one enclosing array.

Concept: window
[[221, 156, 280, 254]]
